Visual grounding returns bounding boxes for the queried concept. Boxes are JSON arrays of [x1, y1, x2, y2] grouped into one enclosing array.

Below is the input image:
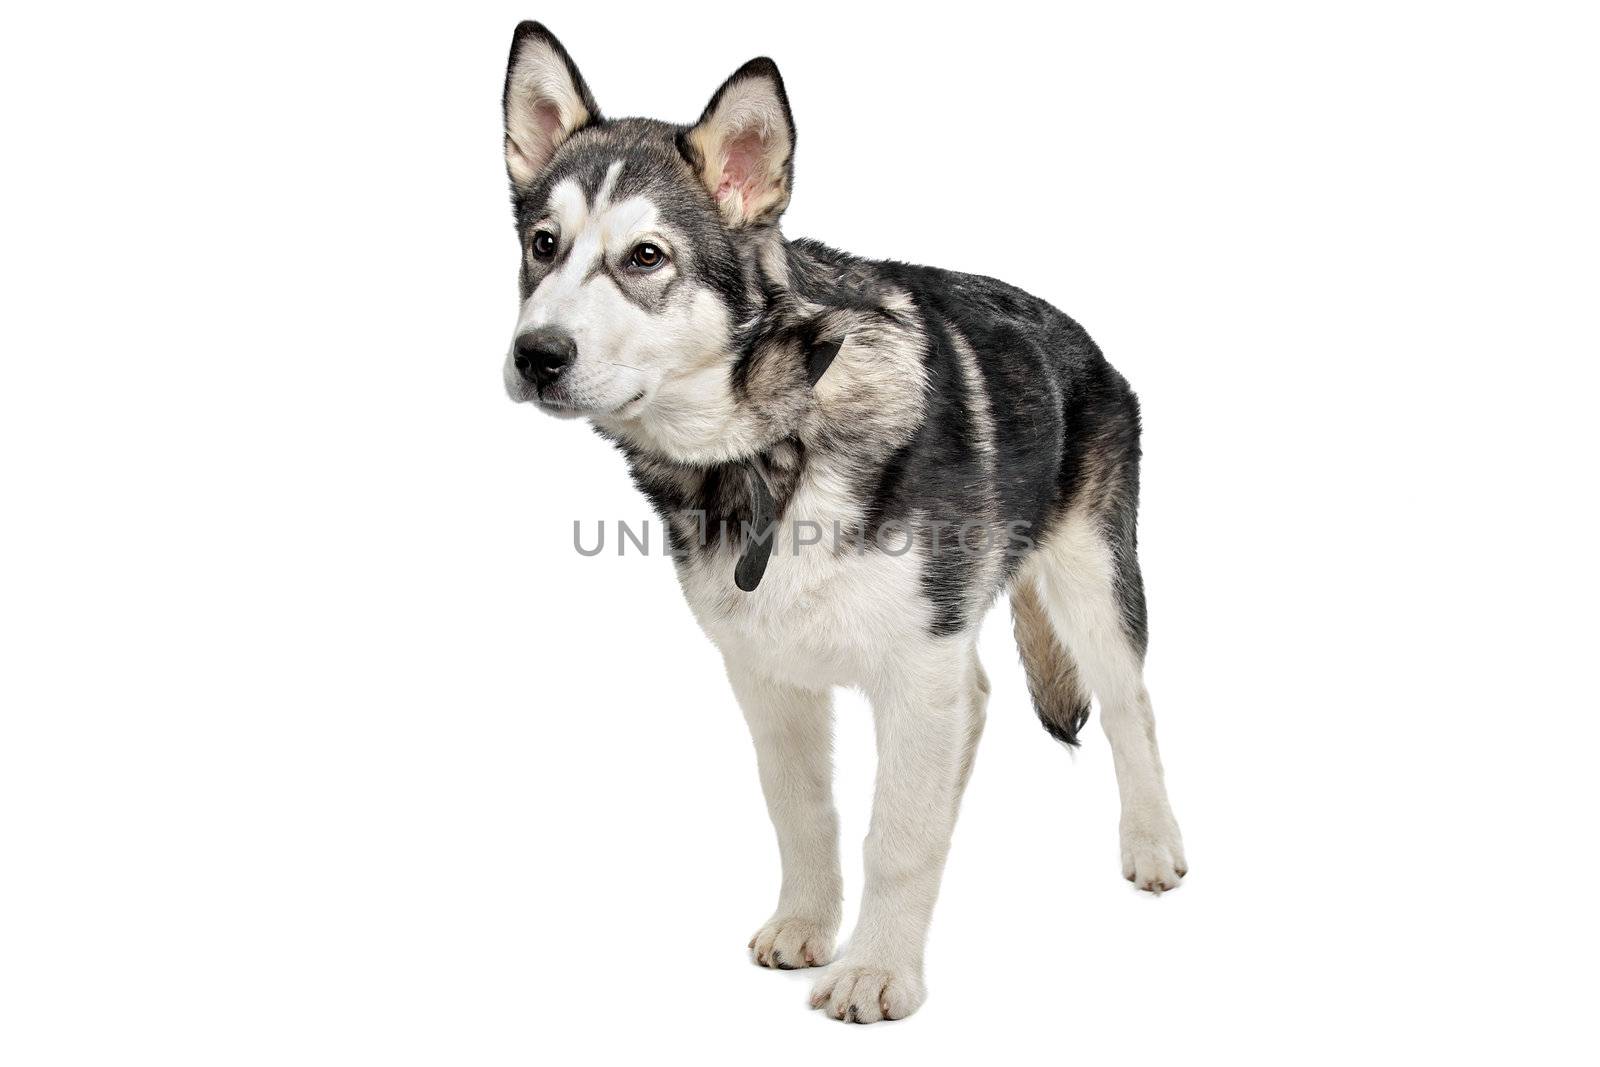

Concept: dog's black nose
[[513, 327, 576, 387]]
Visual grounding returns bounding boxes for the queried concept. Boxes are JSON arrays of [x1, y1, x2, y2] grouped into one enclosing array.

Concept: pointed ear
[[502, 22, 601, 187], [681, 58, 795, 228]]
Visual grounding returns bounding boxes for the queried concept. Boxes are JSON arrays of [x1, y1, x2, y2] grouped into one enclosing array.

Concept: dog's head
[[500, 22, 800, 453]]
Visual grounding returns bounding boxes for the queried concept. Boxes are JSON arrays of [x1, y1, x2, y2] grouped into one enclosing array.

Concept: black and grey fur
[[499, 22, 1185, 1023]]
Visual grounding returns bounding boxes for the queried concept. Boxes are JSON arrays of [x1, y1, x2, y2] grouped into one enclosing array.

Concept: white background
[[2, 2, 1596, 1063]]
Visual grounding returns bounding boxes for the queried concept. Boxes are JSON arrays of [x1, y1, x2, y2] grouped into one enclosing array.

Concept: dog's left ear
[[503, 22, 601, 187], [681, 58, 795, 229]]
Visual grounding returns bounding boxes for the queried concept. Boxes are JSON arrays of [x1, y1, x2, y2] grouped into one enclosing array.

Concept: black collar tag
[[733, 335, 844, 592]]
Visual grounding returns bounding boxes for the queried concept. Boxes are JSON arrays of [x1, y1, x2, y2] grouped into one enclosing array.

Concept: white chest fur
[[675, 457, 933, 689]]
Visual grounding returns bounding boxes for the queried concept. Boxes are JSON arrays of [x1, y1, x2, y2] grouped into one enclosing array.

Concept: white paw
[[808, 961, 925, 1023], [749, 915, 836, 969], [1121, 821, 1188, 893]]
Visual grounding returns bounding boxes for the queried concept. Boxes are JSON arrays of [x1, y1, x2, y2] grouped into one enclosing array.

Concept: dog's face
[[501, 23, 795, 432]]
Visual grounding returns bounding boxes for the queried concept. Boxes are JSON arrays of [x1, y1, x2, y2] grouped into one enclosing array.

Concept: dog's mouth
[[535, 388, 646, 420], [609, 390, 648, 417]]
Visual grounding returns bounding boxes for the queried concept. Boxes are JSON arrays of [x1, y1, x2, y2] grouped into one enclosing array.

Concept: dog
[[499, 21, 1186, 1023]]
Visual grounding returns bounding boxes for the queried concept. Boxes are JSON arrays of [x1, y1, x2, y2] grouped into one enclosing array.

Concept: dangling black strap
[[733, 457, 776, 592], [733, 335, 844, 592], [806, 338, 842, 387]]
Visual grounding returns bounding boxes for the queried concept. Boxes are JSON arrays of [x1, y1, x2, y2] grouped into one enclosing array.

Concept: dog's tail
[[1010, 579, 1092, 746]]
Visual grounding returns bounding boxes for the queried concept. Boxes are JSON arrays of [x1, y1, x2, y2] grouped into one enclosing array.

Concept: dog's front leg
[[810, 642, 977, 1023], [725, 658, 842, 970]]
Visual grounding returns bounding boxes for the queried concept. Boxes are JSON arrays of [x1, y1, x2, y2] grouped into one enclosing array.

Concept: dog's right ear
[[502, 22, 601, 187]]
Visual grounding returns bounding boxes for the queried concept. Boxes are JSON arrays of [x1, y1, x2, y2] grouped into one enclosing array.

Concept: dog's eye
[[531, 231, 558, 260], [628, 243, 666, 271]]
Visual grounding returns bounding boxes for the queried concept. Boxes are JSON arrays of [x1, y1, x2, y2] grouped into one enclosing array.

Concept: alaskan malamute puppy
[[500, 22, 1185, 1023]]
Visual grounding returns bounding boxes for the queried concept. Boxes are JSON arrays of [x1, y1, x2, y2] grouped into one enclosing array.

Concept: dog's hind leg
[[725, 657, 843, 969], [1023, 510, 1187, 892]]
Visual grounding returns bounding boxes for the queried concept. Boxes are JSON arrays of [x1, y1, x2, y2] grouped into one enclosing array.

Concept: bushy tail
[[1011, 580, 1092, 746]]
